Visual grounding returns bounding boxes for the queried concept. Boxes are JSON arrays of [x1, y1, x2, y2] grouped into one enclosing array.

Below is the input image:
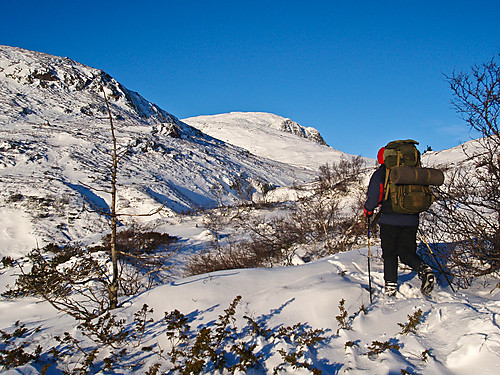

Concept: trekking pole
[[419, 230, 456, 293], [367, 217, 373, 303]]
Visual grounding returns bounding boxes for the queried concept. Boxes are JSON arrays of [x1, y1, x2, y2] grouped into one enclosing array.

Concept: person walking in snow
[[363, 146, 435, 297]]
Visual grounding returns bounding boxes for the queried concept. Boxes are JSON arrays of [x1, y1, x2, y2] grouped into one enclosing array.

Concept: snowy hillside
[[421, 137, 487, 168], [183, 112, 359, 170], [0, 46, 327, 255]]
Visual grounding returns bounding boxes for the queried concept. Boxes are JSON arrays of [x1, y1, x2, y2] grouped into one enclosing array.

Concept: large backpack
[[383, 139, 444, 214]]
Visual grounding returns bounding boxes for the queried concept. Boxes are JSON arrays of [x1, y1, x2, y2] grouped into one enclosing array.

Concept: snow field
[[40, 244, 495, 374]]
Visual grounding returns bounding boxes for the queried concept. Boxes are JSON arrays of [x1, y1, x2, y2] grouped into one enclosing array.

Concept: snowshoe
[[384, 281, 397, 297], [418, 265, 435, 295]]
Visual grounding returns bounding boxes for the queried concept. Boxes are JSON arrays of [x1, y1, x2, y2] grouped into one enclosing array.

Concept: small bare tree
[[103, 87, 121, 309], [101, 87, 169, 309], [447, 56, 499, 143]]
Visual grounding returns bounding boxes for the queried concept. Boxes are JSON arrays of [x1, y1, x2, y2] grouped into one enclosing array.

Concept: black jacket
[[364, 164, 419, 227]]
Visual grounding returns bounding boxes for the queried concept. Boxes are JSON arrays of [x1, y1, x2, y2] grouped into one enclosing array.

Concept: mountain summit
[[187, 112, 328, 145], [183, 112, 351, 169]]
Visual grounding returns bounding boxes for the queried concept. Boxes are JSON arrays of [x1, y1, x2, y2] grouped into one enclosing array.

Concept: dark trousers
[[379, 224, 423, 284]]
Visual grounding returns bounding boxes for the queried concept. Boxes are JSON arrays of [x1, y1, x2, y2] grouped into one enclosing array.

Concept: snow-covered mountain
[[184, 112, 327, 145], [183, 112, 354, 170], [1, 45, 349, 255]]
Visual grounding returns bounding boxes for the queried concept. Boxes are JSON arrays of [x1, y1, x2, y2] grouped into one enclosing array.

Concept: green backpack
[[383, 139, 436, 214]]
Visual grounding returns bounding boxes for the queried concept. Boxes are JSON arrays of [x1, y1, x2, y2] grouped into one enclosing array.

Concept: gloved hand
[[363, 207, 373, 218]]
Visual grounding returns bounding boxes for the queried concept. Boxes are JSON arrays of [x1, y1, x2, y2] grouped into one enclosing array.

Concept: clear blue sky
[[1, 0, 499, 158]]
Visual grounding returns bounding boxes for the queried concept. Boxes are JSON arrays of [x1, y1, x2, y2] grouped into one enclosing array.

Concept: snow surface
[[0, 45, 499, 374], [1, 217, 499, 374]]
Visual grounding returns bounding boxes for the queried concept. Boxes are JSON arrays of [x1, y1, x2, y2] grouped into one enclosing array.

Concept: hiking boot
[[418, 265, 435, 295], [385, 282, 397, 297]]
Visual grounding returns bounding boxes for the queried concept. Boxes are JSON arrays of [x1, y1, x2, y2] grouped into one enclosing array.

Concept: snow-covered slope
[[0, 46, 318, 254], [183, 112, 359, 170], [2, 231, 499, 374], [421, 137, 487, 168]]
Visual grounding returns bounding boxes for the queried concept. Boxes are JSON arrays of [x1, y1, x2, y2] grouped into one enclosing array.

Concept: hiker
[[363, 145, 435, 297]]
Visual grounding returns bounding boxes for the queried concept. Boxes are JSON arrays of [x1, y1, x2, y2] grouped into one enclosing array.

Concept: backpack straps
[[383, 167, 391, 201]]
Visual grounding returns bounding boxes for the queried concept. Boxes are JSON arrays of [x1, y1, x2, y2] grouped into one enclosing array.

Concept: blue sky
[[1, 0, 499, 158]]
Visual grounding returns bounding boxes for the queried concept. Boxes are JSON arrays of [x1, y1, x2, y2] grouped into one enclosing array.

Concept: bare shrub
[[0, 321, 43, 370], [1, 256, 15, 268], [185, 156, 367, 275], [288, 156, 366, 256], [184, 240, 264, 275], [425, 55, 500, 287], [98, 228, 179, 295]]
